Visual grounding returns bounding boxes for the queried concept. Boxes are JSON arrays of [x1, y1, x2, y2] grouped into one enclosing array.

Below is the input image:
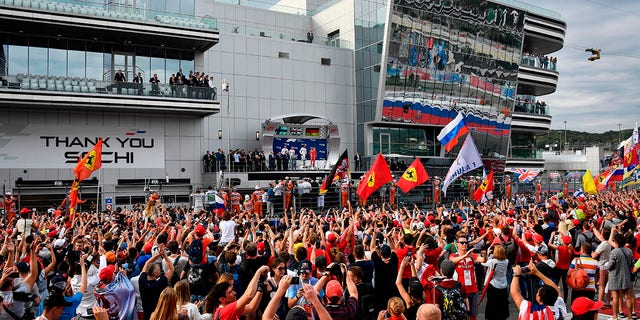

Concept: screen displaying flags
[[442, 134, 483, 194], [397, 158, 429, 193], [505, 168, 543, 183], [582, 170, 597, 194], [473, 170, 494, 202], [437, 113, 469, 152], [357, 153, 393, 201], [73, 138, 103, 181], [320, 150, 349, 194]]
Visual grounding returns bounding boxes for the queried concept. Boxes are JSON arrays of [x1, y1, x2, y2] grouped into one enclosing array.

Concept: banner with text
[[0, 124, 165, 168]]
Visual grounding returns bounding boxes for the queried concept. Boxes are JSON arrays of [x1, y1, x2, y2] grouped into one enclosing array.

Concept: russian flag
[[215, 194, 226, 216], [437, 113, 469, 152], [608, 167, 624, 184]]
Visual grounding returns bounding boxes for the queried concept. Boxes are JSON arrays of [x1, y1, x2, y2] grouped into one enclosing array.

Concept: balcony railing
[[514, 100, 550, 115], [2, 73, 217, 101], [510, 147, 543, 159], [520, 55, 557, 71], [0, 0, 217, 30]]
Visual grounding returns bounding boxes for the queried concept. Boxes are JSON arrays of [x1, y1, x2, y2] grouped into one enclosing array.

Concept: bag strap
[[3, 306, 23, 320]]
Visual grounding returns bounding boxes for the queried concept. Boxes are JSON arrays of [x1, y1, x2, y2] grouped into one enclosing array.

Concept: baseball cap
[[533, 234, 544, 244], [257, 241, 266, 253], [286, 307, 308, 320], [325, 280, 343, 299], [44, 294, 72, 308], [195, 224, 206, 237], [506, 217, 515, 225], [105, 251, 116, 264], [99, 265, 115, 283], [53, 238, 66, 248], [537, 245, 549, 255], [49, 274, 68, 292], [298, 260, 312, 274], [20, 208, 31, 215], [327, 233, 337, 243], [15, 262, 29, 273], [571, 297, 603, 316]]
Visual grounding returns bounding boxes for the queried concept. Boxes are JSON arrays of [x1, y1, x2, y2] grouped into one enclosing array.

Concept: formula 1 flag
[[473, 170, 494, 202], [397, 158, 429, 193], [437, 113, 469, 152], [320, 150, 349, 194], [442, 134, 483, 195], [357, 153, 393, 201], [73, 138, 103, 181]]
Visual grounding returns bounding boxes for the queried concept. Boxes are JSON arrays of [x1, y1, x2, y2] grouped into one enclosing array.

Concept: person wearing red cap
[[547, 230, 575, 303], [14, 207, 37, 237], [325, 274, 358, 320]]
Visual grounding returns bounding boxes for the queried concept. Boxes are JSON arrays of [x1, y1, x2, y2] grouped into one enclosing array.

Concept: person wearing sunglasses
[[449, 231, 486, 320]]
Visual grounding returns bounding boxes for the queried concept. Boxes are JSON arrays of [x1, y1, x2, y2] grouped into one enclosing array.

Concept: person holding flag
[[68, 138, 103, 218], [442, 134, 483, 195], [474, 171, 494, 203], [319, 150, 349, 195]]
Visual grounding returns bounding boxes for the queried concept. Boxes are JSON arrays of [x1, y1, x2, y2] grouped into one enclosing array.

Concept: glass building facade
[[369, 0, 525, 160], [1, 34, 195, 83]]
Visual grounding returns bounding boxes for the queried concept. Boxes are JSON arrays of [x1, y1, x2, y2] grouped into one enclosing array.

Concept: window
[[328, 30, 340, 48], [321, 58, 331, 66], [278, 52, 289, 59]]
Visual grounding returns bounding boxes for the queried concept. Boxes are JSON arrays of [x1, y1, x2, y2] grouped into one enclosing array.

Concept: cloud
[[534, 0, 640, 132]]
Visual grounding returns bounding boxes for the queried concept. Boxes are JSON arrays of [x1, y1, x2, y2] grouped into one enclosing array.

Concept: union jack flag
[[290, 127, 303, 136], [505, 168, 543, 182]]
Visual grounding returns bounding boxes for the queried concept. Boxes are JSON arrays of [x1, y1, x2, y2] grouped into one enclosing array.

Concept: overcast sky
[[532, 0, 640, 133]]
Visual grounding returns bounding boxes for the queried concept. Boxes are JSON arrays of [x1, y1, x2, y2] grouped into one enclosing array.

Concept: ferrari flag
[[397, 158, 429, 193], [357, 153, 392, 201], [73, 138, 103, 181], [473, 170, 494, 202], [320, 149, 349, 194]]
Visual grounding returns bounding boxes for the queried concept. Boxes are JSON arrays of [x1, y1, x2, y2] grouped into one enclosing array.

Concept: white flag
[[442, 134, 483, 194], [633, 122, 638, 146]]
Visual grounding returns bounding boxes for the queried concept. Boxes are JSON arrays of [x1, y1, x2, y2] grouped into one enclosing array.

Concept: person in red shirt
[[210, 265, 270, 320], [536, 180, 542, 204], [251, 186, 263, 216], [309, 147, 317, 168], [547, 232, 574, 303], [433, 178, 441, 205], [394, 233, 415, 286], [505, 176, 512, 200], [340, 181, 349, 208], [449, 233, 486, 320]]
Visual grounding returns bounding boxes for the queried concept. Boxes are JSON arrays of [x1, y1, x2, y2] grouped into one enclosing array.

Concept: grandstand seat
[[80, 86, 88, 93], [72, 85, 80, 92], [47, 79, 55, 90]]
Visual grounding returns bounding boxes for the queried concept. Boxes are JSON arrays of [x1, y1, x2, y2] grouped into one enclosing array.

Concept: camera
[[291, 276, 300, 285], [521, 267, 530, 274]]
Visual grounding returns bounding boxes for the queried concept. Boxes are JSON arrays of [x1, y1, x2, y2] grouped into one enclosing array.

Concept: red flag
[[473, 170, 494, 202], [357, 154, 392, 201], [73, 138, 103, 181], [320, 150, 349, 194], [624, 145, 639, 169], [397, 158, 429, 193]]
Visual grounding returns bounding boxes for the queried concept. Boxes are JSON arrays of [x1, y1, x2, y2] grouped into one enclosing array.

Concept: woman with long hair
[[377, 296, 406, 320], [481, 244, 510, 320], [175, 280, 206, 320], [258, 258, 287, 319], [149, 287, 188, 320], [549, 230, 573, 302]]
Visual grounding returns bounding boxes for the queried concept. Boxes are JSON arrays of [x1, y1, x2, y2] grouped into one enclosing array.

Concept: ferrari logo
[[402, 168, 418, 183], [84, 150, 96, 170], [367, 173, 376, 187]]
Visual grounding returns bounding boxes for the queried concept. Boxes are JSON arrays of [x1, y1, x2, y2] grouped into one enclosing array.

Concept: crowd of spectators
[[521, 52, 558, 71], [113, 68, 216, 99], [1, 184, 639, 320], [515, 97, 549, 115]]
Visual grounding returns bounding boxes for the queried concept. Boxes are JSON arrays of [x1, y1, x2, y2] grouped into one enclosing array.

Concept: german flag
[[357, 153, 392, 201], [397, 158, 429, 193], [73, 138, 103, 181], [320, 150, 349, 194]]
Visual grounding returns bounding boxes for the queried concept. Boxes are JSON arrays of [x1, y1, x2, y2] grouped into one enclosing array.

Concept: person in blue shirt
[[50, 253, 87, 320]]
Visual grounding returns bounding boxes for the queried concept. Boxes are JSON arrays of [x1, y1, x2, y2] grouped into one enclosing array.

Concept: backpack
[[436, 282, 467, 320], [582, 232, 599, 251], [566, 258, 590, 290], [169, 256, 182, 286], [188, 238, 204, 265], [500, 235, 518, 265], [359, 294, 376, 320]]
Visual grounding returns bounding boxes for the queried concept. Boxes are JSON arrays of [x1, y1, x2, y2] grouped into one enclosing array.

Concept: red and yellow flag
[[624, 145, 639, 169], [357, 153, 392, 201], [397, 158, 429, 193], [473, 170, 494, 202], [73, 138, 103, 181]]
